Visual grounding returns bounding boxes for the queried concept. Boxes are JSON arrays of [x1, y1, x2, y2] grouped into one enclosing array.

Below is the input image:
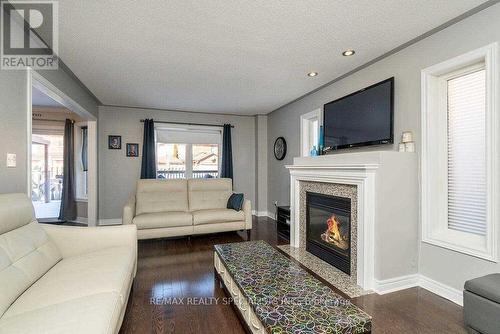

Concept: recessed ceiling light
[[342, 49, 355, 56], [307, 72, 318, 77]]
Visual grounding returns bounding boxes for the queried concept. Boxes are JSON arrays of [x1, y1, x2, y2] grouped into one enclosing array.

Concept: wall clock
[[274, 137, 287, 161]]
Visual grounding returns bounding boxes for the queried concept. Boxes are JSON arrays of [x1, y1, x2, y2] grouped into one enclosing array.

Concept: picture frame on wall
[[126, 143, 139, 157], [108, 135, 121, 149]]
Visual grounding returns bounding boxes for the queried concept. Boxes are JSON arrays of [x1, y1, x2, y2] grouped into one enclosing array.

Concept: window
[[155, 126, 221, 179], [300, 108, 322, 156], [74, 123, 88, 200], [421, 43, 498, 261]]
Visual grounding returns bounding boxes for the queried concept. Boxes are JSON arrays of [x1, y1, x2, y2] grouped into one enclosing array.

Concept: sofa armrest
[[123, 195, 136, 225], [42, 224, 137, 261], [243, 199, 252, 230]]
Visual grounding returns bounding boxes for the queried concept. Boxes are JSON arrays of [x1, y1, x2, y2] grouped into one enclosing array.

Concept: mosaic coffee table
[[214, 240, 371, 334]]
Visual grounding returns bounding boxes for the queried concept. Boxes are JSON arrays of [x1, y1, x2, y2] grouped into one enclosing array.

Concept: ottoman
[[464, 274, 500, 334]]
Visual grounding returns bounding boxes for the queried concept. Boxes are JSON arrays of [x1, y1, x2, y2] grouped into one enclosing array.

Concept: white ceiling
[[57, 0, 488, 115]]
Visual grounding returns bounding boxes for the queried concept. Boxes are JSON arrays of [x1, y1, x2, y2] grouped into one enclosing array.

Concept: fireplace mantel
[[286, 151, 418, 292]]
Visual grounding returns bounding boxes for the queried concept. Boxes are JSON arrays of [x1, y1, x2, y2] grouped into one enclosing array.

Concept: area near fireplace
[[285, 151, 419, 294]]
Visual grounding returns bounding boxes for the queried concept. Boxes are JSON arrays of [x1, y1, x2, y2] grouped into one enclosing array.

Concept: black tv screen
[[323, 77, 394, 150]]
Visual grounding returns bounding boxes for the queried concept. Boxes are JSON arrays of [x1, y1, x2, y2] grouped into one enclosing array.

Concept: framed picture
[[108, 135, 121, 149], [126, 143, 139, 157]]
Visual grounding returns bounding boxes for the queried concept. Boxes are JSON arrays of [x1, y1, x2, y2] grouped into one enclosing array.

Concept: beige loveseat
[[0, 193, 137, 334], [123, 178, 252, 240]]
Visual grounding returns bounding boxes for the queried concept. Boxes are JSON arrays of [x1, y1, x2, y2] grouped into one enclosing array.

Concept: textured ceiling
[[57, 0, 488, 115]]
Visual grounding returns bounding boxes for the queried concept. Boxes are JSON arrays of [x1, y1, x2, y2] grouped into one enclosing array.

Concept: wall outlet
[[6, 153, 16, 168]]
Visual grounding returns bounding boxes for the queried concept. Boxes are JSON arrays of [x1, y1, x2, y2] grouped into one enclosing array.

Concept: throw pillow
[[227, 193, 244, 211]]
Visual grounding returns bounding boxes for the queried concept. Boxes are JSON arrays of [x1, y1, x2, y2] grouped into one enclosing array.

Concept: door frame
[[27, 69, 99, 226]]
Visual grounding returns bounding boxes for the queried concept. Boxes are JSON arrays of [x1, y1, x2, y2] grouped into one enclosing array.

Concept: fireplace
[[306, 192, 351, 275]]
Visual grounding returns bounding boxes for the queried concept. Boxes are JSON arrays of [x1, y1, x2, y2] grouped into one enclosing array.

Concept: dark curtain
[[220, 124, 233, 179], [141, 119, 156, 179], [59, 119, 77, 221], [81, 126, 88, 172]]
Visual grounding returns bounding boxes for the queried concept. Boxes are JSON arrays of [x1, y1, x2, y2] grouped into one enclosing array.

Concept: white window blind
[[447, 68, 486, 236]]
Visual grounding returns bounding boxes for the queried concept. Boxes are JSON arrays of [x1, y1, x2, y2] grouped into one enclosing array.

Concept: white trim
[[373, 274, 420, 295], [252, 210, 273, 218], [98, 218, 122, 226], [285, 164, 377, 291], [421, 42, 499, 262], [300, 108, 323, 157], [372, 274, 463, 306], [419, 275, 464, 306], [87, 121, 98, 226]]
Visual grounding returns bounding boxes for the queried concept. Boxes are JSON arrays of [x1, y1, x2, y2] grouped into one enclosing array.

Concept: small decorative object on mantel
[[126, 143, 139, 157], [402, 131, 413, 143], [274, 137, 287, 160], [310, 146, 318, 156], [398, 131, 415, 152], [318, 125, 324, 155], [404, 142, 415, 152], [108, 135, 121, 149]]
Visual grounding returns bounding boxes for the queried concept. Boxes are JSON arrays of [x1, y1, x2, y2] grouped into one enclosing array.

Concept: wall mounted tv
[[323, 77, 394, 151]]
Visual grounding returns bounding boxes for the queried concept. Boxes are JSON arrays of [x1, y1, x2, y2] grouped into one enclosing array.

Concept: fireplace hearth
[[306, 192, 351, 275]]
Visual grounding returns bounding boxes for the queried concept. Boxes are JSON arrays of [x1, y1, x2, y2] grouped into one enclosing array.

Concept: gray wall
[[0, 71, 29, 193], [98, 106, 256, 219], [267, 3, 500, 290], [255, 115, 268, 214]]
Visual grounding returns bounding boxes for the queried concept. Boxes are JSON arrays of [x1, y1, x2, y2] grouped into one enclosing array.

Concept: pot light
[[307, 72, 318, 77], [342, 49, 355, 56]]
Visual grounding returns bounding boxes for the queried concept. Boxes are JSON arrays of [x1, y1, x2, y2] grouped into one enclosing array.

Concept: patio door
[[31, 133, 64, 219]]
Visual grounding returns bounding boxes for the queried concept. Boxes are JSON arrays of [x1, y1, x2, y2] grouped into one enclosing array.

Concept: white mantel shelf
[[286, 150, 418, 292]]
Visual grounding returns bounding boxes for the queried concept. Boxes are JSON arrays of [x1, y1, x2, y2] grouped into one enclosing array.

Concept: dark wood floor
[[119, 217, 467, 334]]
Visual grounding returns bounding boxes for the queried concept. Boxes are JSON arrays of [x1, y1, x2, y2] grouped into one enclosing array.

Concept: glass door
[[31, 134, 64, 219]]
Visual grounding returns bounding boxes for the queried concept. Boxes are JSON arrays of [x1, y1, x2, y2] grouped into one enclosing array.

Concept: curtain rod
[[140, 119, 234, 128], [32, 118, 74, 123]]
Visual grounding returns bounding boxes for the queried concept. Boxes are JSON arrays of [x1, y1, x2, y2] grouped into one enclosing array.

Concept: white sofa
[[123, 178, 252, 240], [0, 193, 137, 334]]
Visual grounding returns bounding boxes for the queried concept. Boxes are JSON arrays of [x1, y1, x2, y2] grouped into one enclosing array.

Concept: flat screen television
[[323, 77, 394, 151]]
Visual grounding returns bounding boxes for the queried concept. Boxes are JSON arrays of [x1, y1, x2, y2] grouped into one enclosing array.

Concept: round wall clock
[[273, 137, 287, 161]]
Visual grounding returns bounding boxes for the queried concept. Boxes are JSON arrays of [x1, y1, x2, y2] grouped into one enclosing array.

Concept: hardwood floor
[[119, 217, 467, 334]]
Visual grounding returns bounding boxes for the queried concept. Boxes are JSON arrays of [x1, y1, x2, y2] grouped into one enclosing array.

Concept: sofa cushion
[[3, 246, 135, 317], [188, 178, 232, 211], [0, 221, 62, 317], [192, 209, 245, 225], [465, 273, 500, 304], [136, 179, 188, 215], [133, 211, 193, 229], [0, 292, 122, 334]]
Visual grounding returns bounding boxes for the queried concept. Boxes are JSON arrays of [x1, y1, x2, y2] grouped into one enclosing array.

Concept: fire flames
[[321, 215, 349, 250]]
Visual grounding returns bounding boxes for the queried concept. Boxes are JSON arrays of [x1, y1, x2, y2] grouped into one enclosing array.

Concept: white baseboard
[[252, 210, 275, 219], [373, 274, 420, 294], [373, 273, 463, 306], [98, 218, 122, 226], [75, 217, 88, 224], [419, 275, 463, 306]]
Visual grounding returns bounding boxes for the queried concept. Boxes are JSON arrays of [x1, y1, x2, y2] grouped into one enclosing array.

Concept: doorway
[[28, 71, 98, 225]]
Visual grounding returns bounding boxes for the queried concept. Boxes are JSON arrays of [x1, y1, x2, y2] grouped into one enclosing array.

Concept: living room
[[1, 1, 500, 333]]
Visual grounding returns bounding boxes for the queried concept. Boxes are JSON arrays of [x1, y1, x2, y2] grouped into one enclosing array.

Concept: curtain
[[220, 124, 233, 179], [58, 119, 77, 221], [81, 126, 88, 172], [141, 119, 157, 179]]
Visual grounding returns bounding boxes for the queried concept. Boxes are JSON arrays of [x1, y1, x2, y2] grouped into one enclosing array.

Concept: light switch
[[6, 153, 16, 168]]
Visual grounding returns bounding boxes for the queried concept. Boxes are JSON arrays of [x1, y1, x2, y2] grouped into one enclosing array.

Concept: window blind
[[447, 69, 487, 236]]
